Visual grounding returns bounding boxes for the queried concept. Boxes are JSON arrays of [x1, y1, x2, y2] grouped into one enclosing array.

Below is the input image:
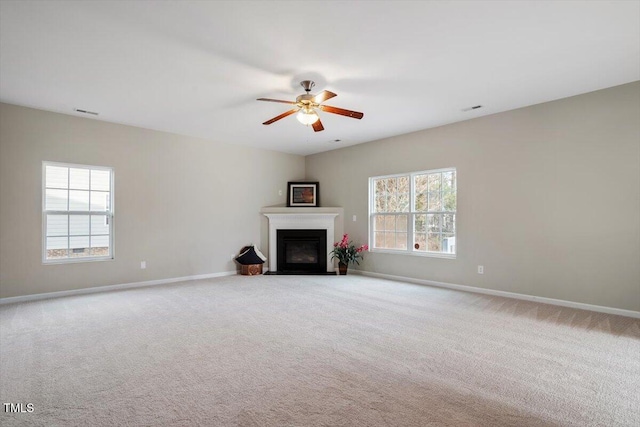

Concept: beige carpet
[[1, 275, 639, 426]]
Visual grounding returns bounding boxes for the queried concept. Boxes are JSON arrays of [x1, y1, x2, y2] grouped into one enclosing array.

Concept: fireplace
[[262, 208, 341, 274], [277, 229, 327, 274]]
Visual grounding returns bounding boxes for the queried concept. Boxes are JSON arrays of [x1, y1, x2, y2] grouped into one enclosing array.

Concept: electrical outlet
[[477, 265, 484, 274], [352, 215, 357, 222], [278, 189, 283, 196], [141, 261, 146, 269]]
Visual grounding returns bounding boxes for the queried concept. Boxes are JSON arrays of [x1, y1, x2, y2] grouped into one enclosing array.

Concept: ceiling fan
[[257, 80, 364, 132]]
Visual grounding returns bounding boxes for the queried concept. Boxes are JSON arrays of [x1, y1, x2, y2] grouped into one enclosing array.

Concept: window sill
[[369, 248, 456, 259], [43, 256, 114, 265]]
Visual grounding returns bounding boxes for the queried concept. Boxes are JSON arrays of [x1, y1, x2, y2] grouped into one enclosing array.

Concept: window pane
[[384, 232, 396, 248], [385, 178, 397, 193], [415, 214, 426, 233], [396, 232, 407, 249], [398, 176, 409, 193], [70, 247, 92, 258], [414, 233, 426, 251], [427, 214, 441, 233], [415, 192, 427, 211], [398, 193, 409, 212], [428, 173, 441, 191], [384, 215, 396, 232], [373, 215, 384, 231], [91, 246, 110, 257], [69, 190, 89, 211], [70, 215, 90, 236], [46, 248, 68, 260], [442, 171, 456, 191], [46, 235, 70, 260], [91, 170, 110, 191], [443, 214, 455, 233], [374, 232, 385, 248], [442, 234, 456, 254], [397, 215, 407, 232], [91, 235, 109, 248], [90, 191, 109, 211], [69, 168, 90, 190], [415, 174, 427, 193], [428, 192, 441, 211], [46, 166, 68, 189], [46, 214, 68, 236], [386, 195, 398, 212], [428, 233, 442, 252], [443, 191, 456, 211], [45, 189, 68, 211], [91, 215, 109, 235], [46, 236, 67, 250], [372, 175, 410, 213], [69, 236, 90, 249]]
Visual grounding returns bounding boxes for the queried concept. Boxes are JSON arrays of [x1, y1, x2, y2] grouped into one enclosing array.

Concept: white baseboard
[[351, 269, 640, 319], [0, 271, 238, 305], [4, 269, 638, 319]]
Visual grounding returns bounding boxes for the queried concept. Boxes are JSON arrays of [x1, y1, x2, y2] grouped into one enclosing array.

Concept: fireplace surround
[[262, 207, 342, 274]]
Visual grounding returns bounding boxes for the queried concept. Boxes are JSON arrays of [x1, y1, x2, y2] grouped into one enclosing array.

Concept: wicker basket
[[240, 264, 263, 276]]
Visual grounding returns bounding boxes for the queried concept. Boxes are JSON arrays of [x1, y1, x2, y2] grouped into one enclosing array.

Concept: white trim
[[0, 271, 237, 305], [369, 248, 456, 259], [43, 160, 114, 172], [42, 161, 115, 264], [351, 269, 640, 319], [42, 256, 115, 265], [263, 212, 339, 273], [370, 167, 456, 181]]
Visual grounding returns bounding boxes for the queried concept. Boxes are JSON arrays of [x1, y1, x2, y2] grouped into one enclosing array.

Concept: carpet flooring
[[1, 275, 639, 426]]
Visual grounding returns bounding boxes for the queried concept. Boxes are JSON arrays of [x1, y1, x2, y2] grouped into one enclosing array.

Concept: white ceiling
[[1, 1, 638, 156]]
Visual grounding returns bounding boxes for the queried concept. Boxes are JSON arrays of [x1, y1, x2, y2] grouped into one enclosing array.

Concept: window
[[43, 162, 114, 263], [369, 168, 456, 257]]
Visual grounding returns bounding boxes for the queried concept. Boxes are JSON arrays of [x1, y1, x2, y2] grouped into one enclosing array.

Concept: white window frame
[[42, 161, 115, 264], [368, 167, 456, 259]]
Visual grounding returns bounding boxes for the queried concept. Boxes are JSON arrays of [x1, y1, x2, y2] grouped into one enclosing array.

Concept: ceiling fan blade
[[257, 98, 297, 105], [312, 119, 324, 132], [313, 90, 337, 104], [262, 109, 298, 125], [319, 105, 364, 119]]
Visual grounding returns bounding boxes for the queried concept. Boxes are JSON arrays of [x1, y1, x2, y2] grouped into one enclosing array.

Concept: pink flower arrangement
[[330, 234, 369, 266]]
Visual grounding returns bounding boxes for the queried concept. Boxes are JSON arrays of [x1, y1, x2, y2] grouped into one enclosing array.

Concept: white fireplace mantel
[[261, 207, 343, 273]]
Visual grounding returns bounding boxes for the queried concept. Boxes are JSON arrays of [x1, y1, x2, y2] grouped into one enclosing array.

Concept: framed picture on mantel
[[287, 182, 319, 207]]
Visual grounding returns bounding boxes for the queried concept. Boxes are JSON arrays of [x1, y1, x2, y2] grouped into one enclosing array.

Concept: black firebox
[[276, 229, 327, 274]]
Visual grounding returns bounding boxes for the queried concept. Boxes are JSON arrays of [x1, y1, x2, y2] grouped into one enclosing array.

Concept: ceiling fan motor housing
[[300, 80, 315, 93], [296, 93, 316, 105]]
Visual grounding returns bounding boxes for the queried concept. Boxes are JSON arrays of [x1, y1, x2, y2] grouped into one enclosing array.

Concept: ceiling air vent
[[73, 108, 99, 116], [462, 105, 482, 112]]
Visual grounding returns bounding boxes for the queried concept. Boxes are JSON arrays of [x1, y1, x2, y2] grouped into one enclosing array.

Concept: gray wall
[[306, 82, 640, 311], [0, 103, 305, 298], [2, 83, 639, 311]]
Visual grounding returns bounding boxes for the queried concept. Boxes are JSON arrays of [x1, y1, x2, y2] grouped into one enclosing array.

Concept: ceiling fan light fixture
[[296, 108, 319, 125]]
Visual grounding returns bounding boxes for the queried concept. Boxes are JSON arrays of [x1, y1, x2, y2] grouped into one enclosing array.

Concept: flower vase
[[338, 262, 348, 275]]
